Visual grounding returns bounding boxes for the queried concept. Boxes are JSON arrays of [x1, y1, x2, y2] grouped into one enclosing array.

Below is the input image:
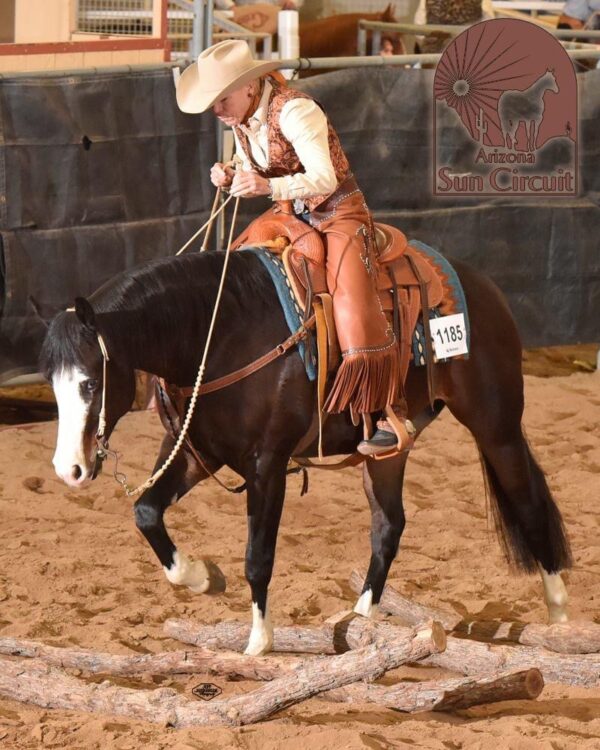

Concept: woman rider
[[176, 40, 414, 455]]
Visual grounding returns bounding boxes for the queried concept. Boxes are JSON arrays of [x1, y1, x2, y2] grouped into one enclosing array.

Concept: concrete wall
[[0, 0, 16, 44], [14, 0, 75, 43]]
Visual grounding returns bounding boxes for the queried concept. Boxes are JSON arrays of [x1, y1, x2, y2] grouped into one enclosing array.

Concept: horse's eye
[[85, 379, 99, 393]]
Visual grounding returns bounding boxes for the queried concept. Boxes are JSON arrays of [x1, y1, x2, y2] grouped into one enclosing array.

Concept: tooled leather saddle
[[233, 200, 444, 401]]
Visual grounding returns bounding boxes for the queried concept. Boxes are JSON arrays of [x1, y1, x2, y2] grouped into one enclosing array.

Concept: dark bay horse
[[40, 249, 572, 655]]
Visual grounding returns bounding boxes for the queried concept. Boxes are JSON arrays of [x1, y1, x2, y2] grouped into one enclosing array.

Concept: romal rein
[[89, 179, 315, 497]]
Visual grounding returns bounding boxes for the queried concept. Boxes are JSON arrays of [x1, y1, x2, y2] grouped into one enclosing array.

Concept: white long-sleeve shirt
[[233, 80, 338, 202]]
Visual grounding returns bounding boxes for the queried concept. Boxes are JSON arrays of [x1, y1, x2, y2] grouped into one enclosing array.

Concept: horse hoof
[[202, 559, 227, 595], [548, 609, 569, 624], [244, 635, 273, 656]]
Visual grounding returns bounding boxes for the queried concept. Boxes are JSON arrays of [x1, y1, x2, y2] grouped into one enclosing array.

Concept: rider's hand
[[230, 171, 272, 198], [210, 162, 234, 188]]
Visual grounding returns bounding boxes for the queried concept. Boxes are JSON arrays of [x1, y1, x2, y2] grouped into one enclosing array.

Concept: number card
[[429, 313, 468, 359]]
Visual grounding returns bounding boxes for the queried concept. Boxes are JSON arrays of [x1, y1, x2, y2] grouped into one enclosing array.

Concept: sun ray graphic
[[434, 23, 531, 146]]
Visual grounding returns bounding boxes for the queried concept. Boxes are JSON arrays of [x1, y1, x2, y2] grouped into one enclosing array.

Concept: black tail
[[479, 434, 572, 574]]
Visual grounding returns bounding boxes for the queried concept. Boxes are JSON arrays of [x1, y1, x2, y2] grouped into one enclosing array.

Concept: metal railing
[[3, 44, 599, 81], [77, 0, 156, 35], [357, 20, 600, 58], [76, 0, 273, 59], [170, 0, 272, 59]]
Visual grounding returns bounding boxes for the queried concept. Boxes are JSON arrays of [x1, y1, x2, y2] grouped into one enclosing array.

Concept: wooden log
[[503, 621, 600, 655], [165, 614, 600, 688], [424, 635, 600, 688], [0, 637, 299, 681], [349, 569, 462, 631], [351, 571, 600, 655], [0, 622, 446, 727], [453, 619, 600, 655], [164, 612, 415, 655], [323, 668, 544, 712]]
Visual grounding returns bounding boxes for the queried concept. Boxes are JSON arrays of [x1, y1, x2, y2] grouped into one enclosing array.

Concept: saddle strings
[[135, 194, 242, 494]]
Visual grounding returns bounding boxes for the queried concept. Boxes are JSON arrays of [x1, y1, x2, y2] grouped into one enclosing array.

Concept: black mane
[[40, 309, 98, 378], [41, 249, 277, 377]]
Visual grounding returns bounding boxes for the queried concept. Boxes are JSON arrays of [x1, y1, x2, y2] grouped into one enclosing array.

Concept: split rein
[[91, 177, 314, 497]]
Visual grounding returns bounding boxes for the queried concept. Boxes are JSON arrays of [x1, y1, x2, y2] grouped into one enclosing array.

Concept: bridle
[[90, 313, 315, 496], [82, 175, 315, 497]]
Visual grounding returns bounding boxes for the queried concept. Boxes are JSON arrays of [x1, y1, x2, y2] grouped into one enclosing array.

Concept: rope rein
[[105, 191, 241, 496], [86, 158, 331, 496]]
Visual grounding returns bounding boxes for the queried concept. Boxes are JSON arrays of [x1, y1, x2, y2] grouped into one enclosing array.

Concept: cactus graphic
[[476, 107, 488, 145]]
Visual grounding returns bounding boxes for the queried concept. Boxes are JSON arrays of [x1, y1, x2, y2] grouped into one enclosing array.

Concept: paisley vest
[[233, 78, 351, 212]]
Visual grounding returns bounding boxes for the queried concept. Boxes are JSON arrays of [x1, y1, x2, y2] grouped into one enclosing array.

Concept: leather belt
[[305, 174, 361, 224]]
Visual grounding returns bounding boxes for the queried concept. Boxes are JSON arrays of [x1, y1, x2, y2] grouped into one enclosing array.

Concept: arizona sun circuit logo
[[433, 18, 577, 196]]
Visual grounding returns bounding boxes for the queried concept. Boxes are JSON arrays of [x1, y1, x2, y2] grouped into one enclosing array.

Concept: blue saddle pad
[[408, 240, 470, 366], [243, 246, 316, 381]]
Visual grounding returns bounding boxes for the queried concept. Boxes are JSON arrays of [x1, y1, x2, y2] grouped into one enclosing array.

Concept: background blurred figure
[[414, 0, 494, 53], [557, 0, 600, 29]]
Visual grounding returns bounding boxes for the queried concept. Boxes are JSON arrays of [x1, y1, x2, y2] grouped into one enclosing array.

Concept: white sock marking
[[540, 568, 568, 623], [245, 600, 273, 656], [163, 550, 210, 593], [354, 588, 378, 617]]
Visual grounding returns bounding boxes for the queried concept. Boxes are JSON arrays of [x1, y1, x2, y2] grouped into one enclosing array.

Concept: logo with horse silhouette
[[433, 18, 577, 196]]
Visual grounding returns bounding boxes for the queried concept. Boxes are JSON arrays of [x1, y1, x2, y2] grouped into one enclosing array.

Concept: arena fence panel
[[0, 66, 217, 382], [0, 66, 598, 382]]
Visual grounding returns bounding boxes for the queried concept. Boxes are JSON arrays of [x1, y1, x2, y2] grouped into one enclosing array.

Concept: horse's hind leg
[[133, 435, 225, 594], [354, 453, 407, 617], [477, 435, 571, 622]]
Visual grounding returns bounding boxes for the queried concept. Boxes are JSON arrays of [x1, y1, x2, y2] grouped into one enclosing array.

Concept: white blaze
[[52, 367, 93, 486]]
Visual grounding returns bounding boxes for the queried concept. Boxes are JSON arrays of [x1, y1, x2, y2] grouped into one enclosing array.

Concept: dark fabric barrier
[[0, 67, 217, 381], [0, 69, 216, 230], [0, 213, 212, 381], [0, 66, 598, 381]]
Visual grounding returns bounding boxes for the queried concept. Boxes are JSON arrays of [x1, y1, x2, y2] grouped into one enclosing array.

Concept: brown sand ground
[[0, 369, 599, 749]]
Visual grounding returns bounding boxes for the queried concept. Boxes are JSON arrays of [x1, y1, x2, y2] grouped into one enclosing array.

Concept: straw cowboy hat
[[176, 39, 279, 114]]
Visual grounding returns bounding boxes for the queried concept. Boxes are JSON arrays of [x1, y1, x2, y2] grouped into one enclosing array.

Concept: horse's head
[[545, 68, 559, 93], [41, 297, 135, 488]]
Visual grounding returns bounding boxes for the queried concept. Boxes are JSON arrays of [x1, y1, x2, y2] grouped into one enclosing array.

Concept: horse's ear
[[74, 297, 97, 332], [383, 2, 395, 20]]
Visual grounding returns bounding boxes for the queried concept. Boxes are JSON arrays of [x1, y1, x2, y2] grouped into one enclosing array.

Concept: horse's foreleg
[[243, 453, 287, 656], [134, 436, 225, 594], [354, 453, 407, 618], [531, 119, 541, 151]]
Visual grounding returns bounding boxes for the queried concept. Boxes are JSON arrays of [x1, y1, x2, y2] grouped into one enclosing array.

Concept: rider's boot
[[357, 402, 416, 457]]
